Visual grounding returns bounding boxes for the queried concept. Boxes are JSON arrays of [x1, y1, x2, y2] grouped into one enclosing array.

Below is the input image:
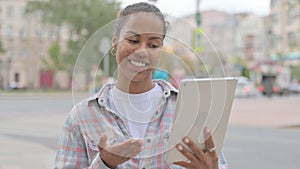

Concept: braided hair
[[114, 2, 166, 39]]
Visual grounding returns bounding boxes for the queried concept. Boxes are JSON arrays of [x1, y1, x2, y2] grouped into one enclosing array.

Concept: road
[[0, 92, 300, 169]]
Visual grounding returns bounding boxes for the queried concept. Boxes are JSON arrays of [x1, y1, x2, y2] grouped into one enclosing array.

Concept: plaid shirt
[[54, 80, 228, 169]]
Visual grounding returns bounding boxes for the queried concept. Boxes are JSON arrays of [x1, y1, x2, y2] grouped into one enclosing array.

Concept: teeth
[[130, 60, 146, 67]]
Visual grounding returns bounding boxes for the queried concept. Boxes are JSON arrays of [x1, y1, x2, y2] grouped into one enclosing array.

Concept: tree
[[42, 41, 65, 71], [26, 0, 121, 74], [230, 55, 250, 78], [0, 40, 5, 53]]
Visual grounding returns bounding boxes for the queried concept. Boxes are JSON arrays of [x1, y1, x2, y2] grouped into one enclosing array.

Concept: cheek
[[116, 46, 128, 63], [117, 43, 135, 59]]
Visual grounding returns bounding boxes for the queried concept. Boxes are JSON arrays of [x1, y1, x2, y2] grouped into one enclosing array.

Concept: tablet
[[166, 77, 237, 162]]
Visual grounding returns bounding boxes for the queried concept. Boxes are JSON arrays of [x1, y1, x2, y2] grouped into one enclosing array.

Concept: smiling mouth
[[128, 59, 148, 67]]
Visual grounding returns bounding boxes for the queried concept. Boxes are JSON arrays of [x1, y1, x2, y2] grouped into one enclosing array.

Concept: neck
[[116, 76, 155, 94]]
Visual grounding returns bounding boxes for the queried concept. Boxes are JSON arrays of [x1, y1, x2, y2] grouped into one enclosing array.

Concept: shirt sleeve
[[54, 108, 110, 169], [218, 151, 229, 169]]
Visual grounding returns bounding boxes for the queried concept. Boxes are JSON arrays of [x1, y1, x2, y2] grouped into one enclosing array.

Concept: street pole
[[196, 0, 200, 26], [194, 0, 202, 77]]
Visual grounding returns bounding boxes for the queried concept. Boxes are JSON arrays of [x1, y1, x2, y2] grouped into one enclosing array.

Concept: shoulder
[[65, 83, 115, 126]]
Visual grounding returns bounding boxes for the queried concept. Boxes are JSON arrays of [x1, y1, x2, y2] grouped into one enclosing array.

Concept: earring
[[110, 47, 116, 56]]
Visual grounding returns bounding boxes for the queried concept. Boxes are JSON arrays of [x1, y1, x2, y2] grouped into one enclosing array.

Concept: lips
[[128, 59, 149, 67]]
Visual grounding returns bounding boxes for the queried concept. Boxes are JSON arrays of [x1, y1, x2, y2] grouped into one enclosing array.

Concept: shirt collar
[[88, 80, 178, 106]]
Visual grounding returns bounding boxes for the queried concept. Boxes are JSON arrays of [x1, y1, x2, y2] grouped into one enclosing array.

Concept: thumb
[[98, 133, 108, 150]]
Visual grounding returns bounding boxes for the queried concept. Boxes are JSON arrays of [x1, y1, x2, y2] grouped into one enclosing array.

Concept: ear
[[112, 33, 118, 49]]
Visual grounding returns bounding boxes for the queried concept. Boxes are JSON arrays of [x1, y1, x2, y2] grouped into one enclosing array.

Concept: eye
[[127, 38, 139, 44], [149, 44, 159, 48]]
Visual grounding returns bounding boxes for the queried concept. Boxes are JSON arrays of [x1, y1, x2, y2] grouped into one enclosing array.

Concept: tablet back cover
[[166, 77, 237, 162]]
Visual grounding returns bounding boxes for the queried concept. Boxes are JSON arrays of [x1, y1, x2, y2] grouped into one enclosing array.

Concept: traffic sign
[[193, 28, 204, 53]]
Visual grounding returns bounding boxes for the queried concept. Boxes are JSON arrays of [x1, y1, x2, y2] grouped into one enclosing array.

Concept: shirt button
[[146, 138, 151, 143], [163, 90, 170, 97], [112, 114, 119, 119]]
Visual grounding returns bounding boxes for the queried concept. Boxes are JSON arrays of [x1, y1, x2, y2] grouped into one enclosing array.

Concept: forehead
[[120, 13, 164, 37]]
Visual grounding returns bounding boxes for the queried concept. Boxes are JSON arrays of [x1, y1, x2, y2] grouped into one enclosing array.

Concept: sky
[[119, 0, 271, 17]]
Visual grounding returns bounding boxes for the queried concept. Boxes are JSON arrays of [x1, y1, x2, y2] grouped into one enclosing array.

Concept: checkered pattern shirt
[[54, 80, 228, 169]]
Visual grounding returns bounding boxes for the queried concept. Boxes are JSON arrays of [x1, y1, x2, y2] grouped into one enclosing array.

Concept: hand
[[173, 127, 219, 169], [98, 133, 144, 168]]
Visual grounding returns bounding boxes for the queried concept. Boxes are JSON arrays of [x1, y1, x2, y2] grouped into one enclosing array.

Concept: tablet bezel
[[166, 77, 237, 163]]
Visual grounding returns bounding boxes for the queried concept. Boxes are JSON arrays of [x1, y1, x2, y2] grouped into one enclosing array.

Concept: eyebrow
[[125, 31, 163, 40]]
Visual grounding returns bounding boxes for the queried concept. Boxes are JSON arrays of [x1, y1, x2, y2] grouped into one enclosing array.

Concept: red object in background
[[243, 86, 250, 93], [258, 85, 264, 92], [273, 86, 280, 93], [40, 70, 53, 89]]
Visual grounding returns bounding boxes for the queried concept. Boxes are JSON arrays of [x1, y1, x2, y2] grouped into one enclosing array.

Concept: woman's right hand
[[98, 133, 144, 168]]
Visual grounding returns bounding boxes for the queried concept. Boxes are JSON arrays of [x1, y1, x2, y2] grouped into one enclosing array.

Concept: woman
[[55, 2, 228, 169]]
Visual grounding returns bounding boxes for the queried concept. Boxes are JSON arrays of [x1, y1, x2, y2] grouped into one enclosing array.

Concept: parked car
[[235, 77, 260, 98], [7, 81, 26, 90], [289, 81, 300, 93]]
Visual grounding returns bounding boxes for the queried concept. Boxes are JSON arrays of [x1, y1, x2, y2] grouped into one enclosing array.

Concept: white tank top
[[108, 83, 163, 138]]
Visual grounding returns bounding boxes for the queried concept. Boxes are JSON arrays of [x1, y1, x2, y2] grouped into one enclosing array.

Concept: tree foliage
[[0, 40, 5, 53], [230, 55, 250, 78], [42, 41, 65, 71], [26, 0, 121, 73]]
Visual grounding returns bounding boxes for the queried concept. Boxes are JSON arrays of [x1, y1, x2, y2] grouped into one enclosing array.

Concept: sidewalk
[[0, 114, 65, 169], [229, 96, 300, 128], [0, 90, 88, 99]]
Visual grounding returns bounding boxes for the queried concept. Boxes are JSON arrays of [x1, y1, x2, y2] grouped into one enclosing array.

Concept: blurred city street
[[0, 93, 300, 169], [1, 0, 300, 168]]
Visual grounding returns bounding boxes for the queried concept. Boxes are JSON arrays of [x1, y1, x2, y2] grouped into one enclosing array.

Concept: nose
[[135, 43, 149, 58]]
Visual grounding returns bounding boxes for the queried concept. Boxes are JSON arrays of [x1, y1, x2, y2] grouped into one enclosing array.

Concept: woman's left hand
[[173, 128, 219, 169]]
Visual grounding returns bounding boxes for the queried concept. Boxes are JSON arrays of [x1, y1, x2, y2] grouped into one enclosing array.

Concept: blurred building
[[269, 0, 300, 65], [0, 0, 70, 89], [233, 13, 269, 68], [167, 10, 236, 77]]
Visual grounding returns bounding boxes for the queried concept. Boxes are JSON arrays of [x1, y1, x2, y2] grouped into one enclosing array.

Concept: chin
[[124, 71, 152, 83], [130, 74, 149, 82]]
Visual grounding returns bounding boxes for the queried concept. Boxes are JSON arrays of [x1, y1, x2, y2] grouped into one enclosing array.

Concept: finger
[[173, 161, 192, 168], [204, 127, 216, 153], [98, 133, 108, 150], [182, 137, 205, 159], [125, 139, 144, 157], [112, 139, 144, 157], [176, 144, 197, 162], [123, 139, 144, 151]]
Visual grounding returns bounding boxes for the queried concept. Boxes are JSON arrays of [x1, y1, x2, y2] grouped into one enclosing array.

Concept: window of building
[[37, 49, 45, 57], [288, 8, 298, 25], [288, 32, 297, 47], [20, 6, 25, 18], [36, 29, 43, 41], [6, 5, 14, 18], [20, 48, 28, 57], [288, 0, 297, 5], [271, 13, 280, 28], [6, 26, 14, 39], [19, 28, 27, 40], [271, 0, 280, 8], [6, 48, 14, 58], [36, 10, 43, 21], [271, 34, 281, 50]]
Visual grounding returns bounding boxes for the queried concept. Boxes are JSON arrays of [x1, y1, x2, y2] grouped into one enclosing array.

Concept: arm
[[54, 113, 110, 169], [54, 109, 144, 169]]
